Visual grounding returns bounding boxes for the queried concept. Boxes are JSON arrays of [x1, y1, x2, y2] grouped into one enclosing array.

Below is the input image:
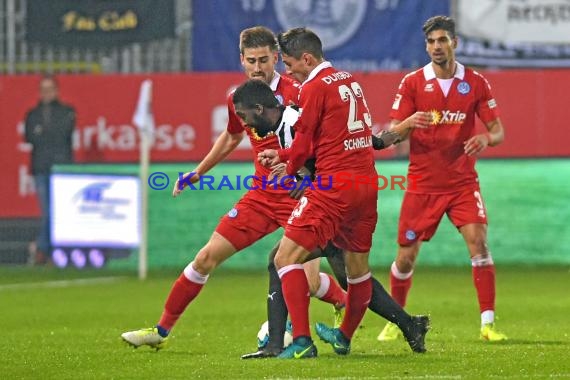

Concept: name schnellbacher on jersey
[[344, 135, 372, 151]]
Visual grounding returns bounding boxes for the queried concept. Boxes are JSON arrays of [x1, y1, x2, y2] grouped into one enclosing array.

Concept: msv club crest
[[457, 81, 471, 95]]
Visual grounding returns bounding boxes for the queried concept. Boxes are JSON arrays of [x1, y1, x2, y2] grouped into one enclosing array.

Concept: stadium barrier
[[1, 70, 567, 218], [40, 161, 570, 269]]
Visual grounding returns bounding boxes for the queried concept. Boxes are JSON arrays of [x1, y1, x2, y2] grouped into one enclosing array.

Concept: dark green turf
[[1, 266, 569, 379]]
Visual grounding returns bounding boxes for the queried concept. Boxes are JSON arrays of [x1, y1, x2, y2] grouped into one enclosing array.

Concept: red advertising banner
[[0, 70, 567, 217]]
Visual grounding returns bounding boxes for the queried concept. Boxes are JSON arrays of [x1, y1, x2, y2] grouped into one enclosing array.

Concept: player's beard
[[250, 114, 275, 137], [432, 49, 453, 68], [432, 54, 448, 67], [250, 72, 268, 82]]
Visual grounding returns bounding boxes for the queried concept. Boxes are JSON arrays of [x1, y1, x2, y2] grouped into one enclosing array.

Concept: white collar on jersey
[[269, 71, 281, 91], [302, 61, 333, 86], [423, 61, 465, 81]]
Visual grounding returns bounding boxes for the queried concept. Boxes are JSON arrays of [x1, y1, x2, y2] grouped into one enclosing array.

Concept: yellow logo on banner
[[62, 10, 138, 32]]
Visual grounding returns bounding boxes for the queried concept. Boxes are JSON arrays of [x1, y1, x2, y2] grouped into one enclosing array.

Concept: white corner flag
[[132, 79, 154, 280], [133, 80, 155, 134]]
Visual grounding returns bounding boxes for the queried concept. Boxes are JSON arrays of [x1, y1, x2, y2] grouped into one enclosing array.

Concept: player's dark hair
[[239, 26, 278, 54], [233, 79, 280, 109], [422, 15, 456, 38], [277, 27, 323, 59]]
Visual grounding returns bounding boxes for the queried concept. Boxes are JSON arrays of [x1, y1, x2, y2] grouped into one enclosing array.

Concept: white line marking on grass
[[0, 276, 127, 291]]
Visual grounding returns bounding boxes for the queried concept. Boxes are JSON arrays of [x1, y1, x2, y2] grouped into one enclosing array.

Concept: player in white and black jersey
[[234, 79, 430, 359]]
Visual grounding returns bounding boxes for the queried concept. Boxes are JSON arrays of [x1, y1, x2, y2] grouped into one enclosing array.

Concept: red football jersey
[[390, 62, 500, 194], [227, 72, 300, 191], [289, 62, 375, 177]]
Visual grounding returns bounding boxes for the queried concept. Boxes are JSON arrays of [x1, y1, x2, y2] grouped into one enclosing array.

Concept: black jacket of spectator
[[24, 100, 75, 175]]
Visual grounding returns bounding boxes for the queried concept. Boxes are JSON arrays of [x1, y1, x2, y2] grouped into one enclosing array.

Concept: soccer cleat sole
[[241, 348, 282, 359], [120, 336, 166, 352]]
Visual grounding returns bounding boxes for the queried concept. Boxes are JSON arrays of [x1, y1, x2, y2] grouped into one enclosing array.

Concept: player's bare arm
[[389, 111, 432, 142], [372, 130, 401, 149], [173, 130, 244, 197], [463, 118, 505, 156], [484, 118, 505, 147]]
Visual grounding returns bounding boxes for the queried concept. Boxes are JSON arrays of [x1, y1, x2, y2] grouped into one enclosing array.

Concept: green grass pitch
[[1, 266, 569, 379], [3, 159, 569, 378]]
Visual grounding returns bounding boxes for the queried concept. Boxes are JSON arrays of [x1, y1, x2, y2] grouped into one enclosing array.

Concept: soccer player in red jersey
[[120, 26, 346, 350], [258, 28, 380, 358], [376, 16, 508, 342], [234, 79, 429, 359]]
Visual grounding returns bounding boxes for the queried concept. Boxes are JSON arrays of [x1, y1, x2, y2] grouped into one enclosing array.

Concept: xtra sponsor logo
[[429, 109, 467, 125]]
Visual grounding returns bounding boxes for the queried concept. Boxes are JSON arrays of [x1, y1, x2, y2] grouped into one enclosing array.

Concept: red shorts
[[285, 181, 378, 253], [216, 190, 299, 251], [397, 186, 488, 245]]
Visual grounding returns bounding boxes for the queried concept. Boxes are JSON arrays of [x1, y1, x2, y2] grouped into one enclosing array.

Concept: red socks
[[340, 273, 372, 340], [389, 262, 413, 307], [317, 273, 347, 307], [279, 265, 311, 339], [472, 262, 496, 313], [157, 262, 209, 332], [389, 257, 496, 317]]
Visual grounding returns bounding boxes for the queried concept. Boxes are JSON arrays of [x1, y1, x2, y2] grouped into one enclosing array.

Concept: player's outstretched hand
[[173, 171, 199, 198], [464, 134, 489, 156], [258, 149, 280, 167]]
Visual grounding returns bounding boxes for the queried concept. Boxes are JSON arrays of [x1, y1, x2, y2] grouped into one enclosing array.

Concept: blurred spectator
[[24, 75, 75, 265]]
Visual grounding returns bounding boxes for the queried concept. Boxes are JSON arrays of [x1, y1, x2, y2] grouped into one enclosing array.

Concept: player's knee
[[273, 250, 297, 270], [194, 246, 219, 274], [273, 253, 285, 270]]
